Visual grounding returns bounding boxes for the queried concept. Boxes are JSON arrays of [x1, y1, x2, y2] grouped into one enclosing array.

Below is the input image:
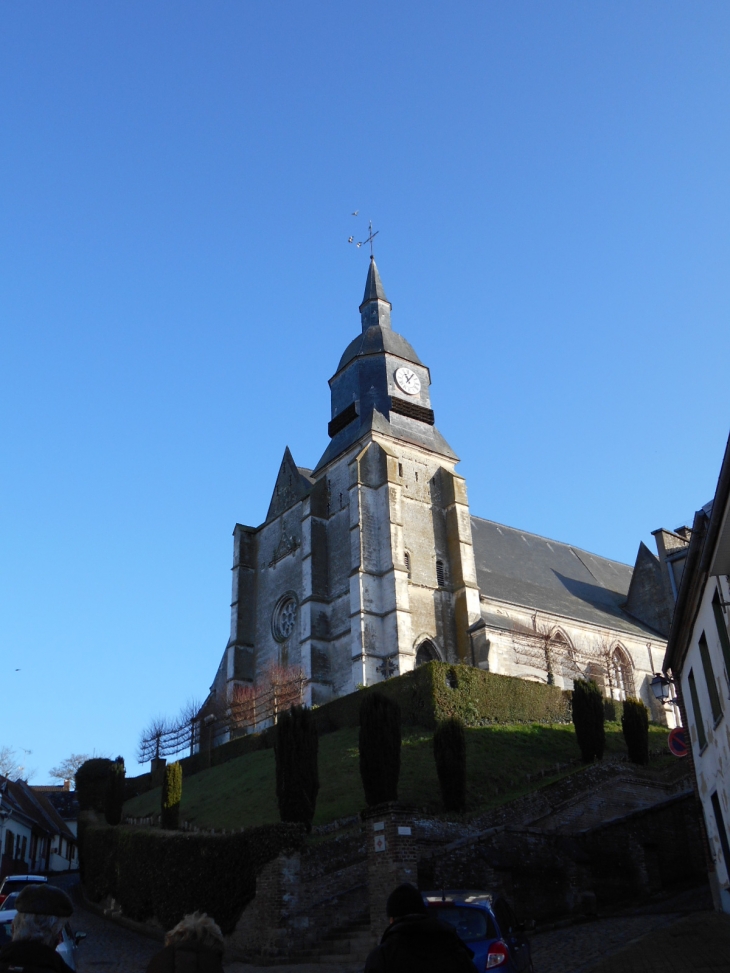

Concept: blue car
[[423, 890, 534, 972]]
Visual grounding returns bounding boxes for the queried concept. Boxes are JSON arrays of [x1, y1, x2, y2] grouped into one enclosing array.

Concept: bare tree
[[510, 617, 565, 684], [48, 753, 90, 784], [0, 746, 34, 781], [137, 716, 170, 764]]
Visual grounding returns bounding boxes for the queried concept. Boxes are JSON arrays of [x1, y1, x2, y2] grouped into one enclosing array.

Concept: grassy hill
[[123, 722, 672, 831]]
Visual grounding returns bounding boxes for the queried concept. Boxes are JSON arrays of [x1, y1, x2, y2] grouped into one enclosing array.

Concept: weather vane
[[348, 215, 379, 256]]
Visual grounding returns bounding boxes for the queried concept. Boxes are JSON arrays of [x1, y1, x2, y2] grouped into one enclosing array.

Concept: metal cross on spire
[[348, 219, 379, 255]]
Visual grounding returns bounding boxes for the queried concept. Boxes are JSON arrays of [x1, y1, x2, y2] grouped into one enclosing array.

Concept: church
[[207, 258, 679, 723]]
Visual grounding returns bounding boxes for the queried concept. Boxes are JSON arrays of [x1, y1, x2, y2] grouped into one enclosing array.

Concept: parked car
[[423, 890, 533, 972], [0, 894, 87, 971], [0, 874, 47, 907]]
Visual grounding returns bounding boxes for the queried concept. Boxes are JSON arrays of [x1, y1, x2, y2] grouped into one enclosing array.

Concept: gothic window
[[272, 593, 298, 643], [436, 560, 446, 588], [404, 551, 411, 577], [610, 646, 635, 700], [416, 640, 440, 667], [584, 662, 607, 695]]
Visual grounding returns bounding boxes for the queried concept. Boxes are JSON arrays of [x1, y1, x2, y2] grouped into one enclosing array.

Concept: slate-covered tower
[[210, 257, 483, 707]]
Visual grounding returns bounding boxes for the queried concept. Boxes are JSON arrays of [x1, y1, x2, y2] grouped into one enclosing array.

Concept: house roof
[[0, 777, 75, 840], [471, 516, 664, 638], [30, 787, 79, 821]]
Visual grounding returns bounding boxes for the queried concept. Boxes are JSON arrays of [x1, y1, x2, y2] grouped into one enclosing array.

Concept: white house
[[0, 777, 77, 877], [664, 431, 730, 913]]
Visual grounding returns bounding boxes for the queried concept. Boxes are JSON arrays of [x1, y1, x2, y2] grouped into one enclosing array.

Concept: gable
[[624, 541, 672, 637], [266, 447, 314, 522]]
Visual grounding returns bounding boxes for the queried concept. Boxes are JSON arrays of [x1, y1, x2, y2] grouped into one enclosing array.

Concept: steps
[[284, 916, 372, 966]]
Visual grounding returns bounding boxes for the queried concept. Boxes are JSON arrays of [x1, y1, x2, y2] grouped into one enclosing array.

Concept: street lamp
[[650, 672, 672, 702]]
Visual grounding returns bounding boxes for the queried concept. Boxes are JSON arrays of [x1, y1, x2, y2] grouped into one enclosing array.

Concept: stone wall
[[419, 791, 706, 922]]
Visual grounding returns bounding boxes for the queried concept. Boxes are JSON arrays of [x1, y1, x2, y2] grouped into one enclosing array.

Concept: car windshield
[[430, 905, 496, 942], [0, 894, 18, 911], [2, 880, 33, 896]]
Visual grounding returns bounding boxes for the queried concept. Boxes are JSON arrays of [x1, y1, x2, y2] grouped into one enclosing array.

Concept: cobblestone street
[[55, 872, 730, 973], [529, 912, 680, 973], [72, 901, 160, 973]]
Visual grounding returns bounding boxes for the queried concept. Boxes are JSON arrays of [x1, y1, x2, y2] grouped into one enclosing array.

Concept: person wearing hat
[[364, 883, 475, 973], [0, 883, 75, 973]]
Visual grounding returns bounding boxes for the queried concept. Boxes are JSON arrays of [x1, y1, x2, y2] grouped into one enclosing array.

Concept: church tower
[[213, 258, 482, 709], [311, 256, 482, 693]]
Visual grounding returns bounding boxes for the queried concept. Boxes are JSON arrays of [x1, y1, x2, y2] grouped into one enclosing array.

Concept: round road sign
[[668, 726, 688, 758]]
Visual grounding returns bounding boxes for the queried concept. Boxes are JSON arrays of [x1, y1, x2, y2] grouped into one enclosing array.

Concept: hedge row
[[126, 663, 570, 798], [314, 662, 570, 731], [126, 730, 273, 799], [81, 822, 304, 933]]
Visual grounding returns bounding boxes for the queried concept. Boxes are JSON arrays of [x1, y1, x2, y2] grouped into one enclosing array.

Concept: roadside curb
[[74, 885, 165, 943]]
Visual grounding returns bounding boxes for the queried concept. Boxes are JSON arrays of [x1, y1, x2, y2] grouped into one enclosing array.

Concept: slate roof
[[336, 325, 423, 375], [360, 255, 390, 307], [471, 516, 663, 638]]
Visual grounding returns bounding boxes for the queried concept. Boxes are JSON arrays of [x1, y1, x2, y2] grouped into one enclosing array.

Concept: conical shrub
[[622, 697, 649, 765], [274, 704, 319, 832], [161, 762, 182, 830], [104, 756, 126, 826], [572, 679, 605, 762], [433, 718, 467, 812], [359, 692, 401, 806]]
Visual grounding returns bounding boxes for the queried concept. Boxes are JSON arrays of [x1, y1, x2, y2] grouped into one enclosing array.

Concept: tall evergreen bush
[[572, 679, 605, 762], [621, 697, 649, 765], [104, 757, 126, 826], [161, 762, 182, 830], [359, 691, 401, 805], [433, 718, 467, 812], [274, 705, 319, 832], [75, 758, 114, 813]]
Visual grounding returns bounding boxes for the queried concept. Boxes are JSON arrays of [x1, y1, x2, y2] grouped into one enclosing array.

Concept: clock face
[[395, 366, 421, 396]]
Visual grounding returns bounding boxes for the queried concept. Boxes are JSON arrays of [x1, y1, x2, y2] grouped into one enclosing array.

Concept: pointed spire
[[359, 256, 392, 332]]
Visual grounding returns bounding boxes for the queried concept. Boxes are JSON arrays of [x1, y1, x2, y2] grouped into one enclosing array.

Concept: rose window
[[273, 595, 298, 642]]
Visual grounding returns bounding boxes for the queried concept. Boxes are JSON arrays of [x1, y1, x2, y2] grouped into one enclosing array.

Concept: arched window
[[416, 640, 440, 667], [584, 662, 607, 694], [610, 646, 635, 700], [436, 560, 446, 587], [404, 551, 411, 577]]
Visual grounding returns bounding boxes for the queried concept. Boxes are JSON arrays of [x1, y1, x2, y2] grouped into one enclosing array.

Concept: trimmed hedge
[[82, 822, 305, 933], [433, 718, 467, 812], [572, 679, 605, 763], [125, 663, 569, 800], [161, 762, 182, 830], [76, 758, 114, 812], [275, 706, 319, 831], [622, 697, 649, 765], [105, 758, 126, 826], [316, 662, 570, 732], [359, 692, 401, 805]]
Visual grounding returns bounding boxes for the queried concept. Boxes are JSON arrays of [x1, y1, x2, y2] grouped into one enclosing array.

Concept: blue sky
[[1, 2, 729, 783]]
